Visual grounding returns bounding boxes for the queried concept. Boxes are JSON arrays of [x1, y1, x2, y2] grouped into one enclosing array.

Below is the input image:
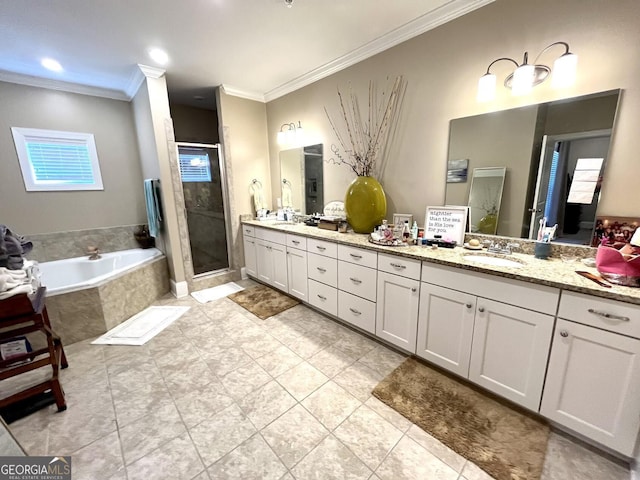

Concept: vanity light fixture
[[277, 121, 304, 146], [284, 0, 294, 8], [477, 41, 578, 102]]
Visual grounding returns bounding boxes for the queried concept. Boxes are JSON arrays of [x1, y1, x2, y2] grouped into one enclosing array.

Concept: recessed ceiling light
[[148, 48, 169, 65], [41, 58, 63, 72]]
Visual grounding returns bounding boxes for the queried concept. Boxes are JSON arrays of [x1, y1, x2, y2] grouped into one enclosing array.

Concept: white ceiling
[[0, 0, 492, 107]]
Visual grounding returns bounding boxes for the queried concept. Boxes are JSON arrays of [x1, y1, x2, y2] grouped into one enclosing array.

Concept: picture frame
[[424, 206, 468, 245], [447, 159, 469, 183], [393, 213, 413, 228]]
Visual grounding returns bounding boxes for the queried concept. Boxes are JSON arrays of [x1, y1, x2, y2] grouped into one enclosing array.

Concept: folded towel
[[0, 284, 33, 300]]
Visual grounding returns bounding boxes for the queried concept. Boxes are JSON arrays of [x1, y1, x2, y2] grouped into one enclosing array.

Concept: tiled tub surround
[[26, 225, 146, 262], [242, 220, 640, 305], [44, 254, 170, 345]]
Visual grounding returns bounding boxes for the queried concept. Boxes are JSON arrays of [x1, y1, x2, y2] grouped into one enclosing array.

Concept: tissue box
[[596, 245, 640, 287]]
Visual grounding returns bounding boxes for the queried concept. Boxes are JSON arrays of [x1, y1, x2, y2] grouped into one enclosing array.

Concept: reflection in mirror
[[445, 90, 620, 245], [468, 167, 506, 234], [279, 144, 324, 215]]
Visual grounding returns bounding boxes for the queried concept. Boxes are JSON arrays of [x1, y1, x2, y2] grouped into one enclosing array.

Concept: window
[[178, 148, 212, 182], [11, 127, 103, 191]]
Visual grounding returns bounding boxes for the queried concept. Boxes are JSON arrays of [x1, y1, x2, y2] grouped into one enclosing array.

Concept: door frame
[[176, 142, 233, 276]]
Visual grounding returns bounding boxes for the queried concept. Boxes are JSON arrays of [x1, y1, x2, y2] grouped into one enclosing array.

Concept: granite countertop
[[243, 219, 640, 306]]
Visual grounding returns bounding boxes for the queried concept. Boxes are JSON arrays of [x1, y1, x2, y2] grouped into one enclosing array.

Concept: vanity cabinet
[[337, 245, 377, 334], [540, 292, 640, 456], [418, 263, 558, 411], [376, 254, 421, 352], [254, 228, 288, 291], [306, 238, 338, 317], [416, 283, 476, 377], [242, 236, 257, 278], [286, 247, 308, 301]]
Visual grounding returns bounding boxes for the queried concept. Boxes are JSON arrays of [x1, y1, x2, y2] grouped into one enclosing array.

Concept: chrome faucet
[[87, 246, 101, 260], [486, 240, 520, 255]]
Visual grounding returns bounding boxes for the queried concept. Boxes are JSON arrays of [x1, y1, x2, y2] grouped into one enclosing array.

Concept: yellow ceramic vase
[[344, 176, 387, 233]]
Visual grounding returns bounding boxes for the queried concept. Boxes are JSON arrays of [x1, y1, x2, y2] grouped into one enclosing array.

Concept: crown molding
[[221, 84, 265, 103], [125, 66, 147, 99], [137, 64, 166, 79], [264, 0, 495, 102], [0, 69, 129, 101]]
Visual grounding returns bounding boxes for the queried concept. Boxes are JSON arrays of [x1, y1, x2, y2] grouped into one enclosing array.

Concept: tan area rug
[[372, 357, 549, 480], [228, 284, 299, 320]]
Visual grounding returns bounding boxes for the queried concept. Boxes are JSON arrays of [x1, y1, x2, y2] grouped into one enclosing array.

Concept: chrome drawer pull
[[350, 253, 362, 259], [316, 246, 326, 251], [316, 267, 326, 273], [588, 308, 630, 322], [349, 277, 362, 284], [292, 240, 300, 244], [390, 262, 406, 269], [317, 294, 327, 301], [349, 308, 362, 315]]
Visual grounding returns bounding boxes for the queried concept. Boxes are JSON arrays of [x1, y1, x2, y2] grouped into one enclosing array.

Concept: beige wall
[[131, 76, 186, 284], [0, 81, 145, 235], [266, 0, 640, 225], [170, 103, 219, 144]]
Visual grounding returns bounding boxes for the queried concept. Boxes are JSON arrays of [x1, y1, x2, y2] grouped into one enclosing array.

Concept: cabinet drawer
[[242, 225, 255, 237], [307, 238, 337, 258], [255, 227, 286, 244], [308, 279, 338, 317], [421, 263, 559, 316], [338, 290, 376, 334], [558, 291, 640, 339], [338, 261, 377, 301], [378, 253, 422, 280], [308, 252, 338, 288], [286, 234, 307, 250], [338, 244, 377, 268]]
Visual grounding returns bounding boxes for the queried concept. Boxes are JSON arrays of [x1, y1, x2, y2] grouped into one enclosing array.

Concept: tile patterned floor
[[4, 281, 631, 480]]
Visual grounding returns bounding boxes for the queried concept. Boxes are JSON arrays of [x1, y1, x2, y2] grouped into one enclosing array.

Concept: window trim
[[11, 127, 104, 192]]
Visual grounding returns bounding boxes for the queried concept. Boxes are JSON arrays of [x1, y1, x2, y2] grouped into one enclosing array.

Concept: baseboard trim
[[170, 280, 189, 298]]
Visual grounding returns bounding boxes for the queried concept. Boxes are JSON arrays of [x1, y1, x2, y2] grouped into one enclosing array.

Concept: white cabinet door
[[271, 241, 288, 292], [540, 319, 640, 456], [375, 272, 419, 352], [287, 247, 308, 301], [469, 299, 554, 411], [416, 283, 476, 377], [243, 237, 257, 278], [255, 239, 273, 285]]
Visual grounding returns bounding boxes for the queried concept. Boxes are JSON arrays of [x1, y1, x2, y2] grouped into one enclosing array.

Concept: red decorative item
[[595, 245, 640, 287]]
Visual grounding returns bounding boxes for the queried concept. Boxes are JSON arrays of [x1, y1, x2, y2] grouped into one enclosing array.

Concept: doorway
[[529, 130, 611, 244], [176, 143, 230, 275]]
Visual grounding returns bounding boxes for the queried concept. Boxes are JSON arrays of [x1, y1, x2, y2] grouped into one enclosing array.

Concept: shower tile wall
[[27, 225, 144, 262]]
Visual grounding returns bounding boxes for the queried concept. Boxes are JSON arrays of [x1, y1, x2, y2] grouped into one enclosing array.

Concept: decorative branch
[[325, 76, 406, 178]]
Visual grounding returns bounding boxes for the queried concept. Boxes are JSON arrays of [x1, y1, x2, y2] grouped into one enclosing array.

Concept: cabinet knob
[[560, 330, 569, 337], [466, 303, 473, 309], [411, 287, 417, 292], [478, 307, 485, 313]]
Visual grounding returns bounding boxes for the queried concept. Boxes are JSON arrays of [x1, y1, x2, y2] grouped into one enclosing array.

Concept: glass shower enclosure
[[176, 143, 229, 275]]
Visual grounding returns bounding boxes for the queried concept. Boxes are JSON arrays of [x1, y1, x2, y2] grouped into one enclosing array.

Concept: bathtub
[[40, 248, 163, 296], [38, 248, 170, 345]]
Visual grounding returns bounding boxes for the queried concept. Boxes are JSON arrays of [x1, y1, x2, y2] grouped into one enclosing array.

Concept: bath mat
[[91, 306, 190, 346], [191, 282, 245, 304], [228, 284, 299, 320], [372, 357, 549, 480]]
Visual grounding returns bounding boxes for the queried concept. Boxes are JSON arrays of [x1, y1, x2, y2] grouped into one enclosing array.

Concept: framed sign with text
[[424, 206, 468, 245]]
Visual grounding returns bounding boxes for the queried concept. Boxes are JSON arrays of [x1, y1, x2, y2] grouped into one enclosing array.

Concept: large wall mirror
[[445, 89, 620, 245], [280, 143, 324, 215]]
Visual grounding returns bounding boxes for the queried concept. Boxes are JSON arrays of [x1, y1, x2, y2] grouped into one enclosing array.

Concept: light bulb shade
[[277, 130, 286, 145], [551, 53, 578, 88], [477, 73, 496, 102], [512, 64, 535, 96]]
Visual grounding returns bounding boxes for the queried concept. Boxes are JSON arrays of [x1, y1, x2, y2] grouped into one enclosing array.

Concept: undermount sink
[[463, 254, 525, 268]]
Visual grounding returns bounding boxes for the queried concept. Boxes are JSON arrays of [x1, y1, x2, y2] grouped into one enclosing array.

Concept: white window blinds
[[11, 127, 103, 191]]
